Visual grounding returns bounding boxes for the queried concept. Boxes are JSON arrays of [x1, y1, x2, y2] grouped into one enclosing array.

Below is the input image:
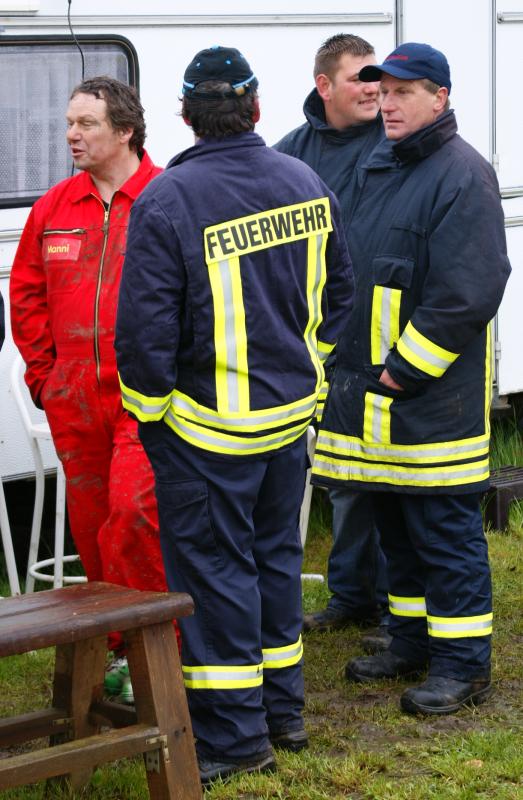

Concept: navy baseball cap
[[359, 42, 451, 94], [183, 45, 258, 98]]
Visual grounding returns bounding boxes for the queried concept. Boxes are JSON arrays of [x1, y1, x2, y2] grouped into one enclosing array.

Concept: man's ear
[[434, 86, 449, 113], [252, 97, 261, 124], [119, 127, 134, 145], [315, 73, 332, 102], [182, 115, 192, 127]]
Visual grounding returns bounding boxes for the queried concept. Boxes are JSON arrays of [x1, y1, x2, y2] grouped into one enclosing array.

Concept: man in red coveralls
[[10, 77, 170, 702]]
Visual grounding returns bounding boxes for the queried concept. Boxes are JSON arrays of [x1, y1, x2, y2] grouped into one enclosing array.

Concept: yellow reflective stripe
[[303, 232, 328, 392], [317, 340, 335, 361], [427, 612, 492, 638], [316, 429, 489, 465], [263, 636, 303, 669], [389, 594, 426, 618], [371, 286, 402, 365], [363, 392, 393, 444], [204, 197, 332, 262], [397, 321, 459, 378], [485, 323, 492, 437], [312, 453, 489, 488], [118, 375, 171, 422], [165, 411, 309, 456], [182, 662, 263, 690], [208, 259, 229, 413], [170, 388, 317, 432], [229, 256, 249, 412]]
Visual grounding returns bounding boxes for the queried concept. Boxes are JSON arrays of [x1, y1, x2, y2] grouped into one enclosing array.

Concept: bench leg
[[48, 636, 107, 791], [126, 622, 202, 800]]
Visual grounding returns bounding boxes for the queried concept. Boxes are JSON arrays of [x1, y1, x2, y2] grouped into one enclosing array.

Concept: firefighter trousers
[[371, 491, 492, 680], [140, 422, 307, 761]]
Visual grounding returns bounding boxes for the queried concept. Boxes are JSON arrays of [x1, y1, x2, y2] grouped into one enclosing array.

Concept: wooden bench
[[0, 582, 202, 798]]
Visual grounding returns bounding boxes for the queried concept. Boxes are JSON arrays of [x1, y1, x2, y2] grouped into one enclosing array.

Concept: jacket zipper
[[94, 199, 111, 383]]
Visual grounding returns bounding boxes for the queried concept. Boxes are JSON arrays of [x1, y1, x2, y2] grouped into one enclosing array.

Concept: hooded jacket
[[312, 111, 511, 493]]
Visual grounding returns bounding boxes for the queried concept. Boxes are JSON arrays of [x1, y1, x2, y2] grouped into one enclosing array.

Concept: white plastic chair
[[0, 479, 21, 596], [299, 425, 324, 583], [10, 354, 85, 590]]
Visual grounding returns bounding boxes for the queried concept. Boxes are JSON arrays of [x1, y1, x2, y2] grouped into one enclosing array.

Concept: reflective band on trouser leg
[[427, 612, 493, 638], [389, 593, 427, 618], [182, 662, 263, 689], [263, 636, 303, 670]]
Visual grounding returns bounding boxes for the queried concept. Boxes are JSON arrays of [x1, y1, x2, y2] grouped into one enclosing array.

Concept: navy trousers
[[371, 491, 492, 680], [140, 422, 307, 761]]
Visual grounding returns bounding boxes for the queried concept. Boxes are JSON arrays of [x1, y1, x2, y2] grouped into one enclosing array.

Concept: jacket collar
[[167, 131, 265, 169], [68, 149, 156, 203], [392, 110, 457, 164], [303, 88, 382, 142]]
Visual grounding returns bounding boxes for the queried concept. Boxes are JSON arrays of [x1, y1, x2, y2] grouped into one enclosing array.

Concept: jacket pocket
[[42, 230, 85, 294], [363, 391, 393, 444], [155, 479, 223, 574], [370, 256, 414, 365]]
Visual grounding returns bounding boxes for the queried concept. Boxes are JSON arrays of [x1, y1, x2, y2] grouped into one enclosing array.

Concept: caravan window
[[0, 36, 138, 207]]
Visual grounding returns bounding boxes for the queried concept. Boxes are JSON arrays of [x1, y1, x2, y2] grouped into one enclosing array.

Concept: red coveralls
[[10, 152, 175, 648]]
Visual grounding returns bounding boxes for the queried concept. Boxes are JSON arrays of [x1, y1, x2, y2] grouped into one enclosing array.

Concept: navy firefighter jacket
[[312, 111, 511, 494], [115, 132, 354, 457]]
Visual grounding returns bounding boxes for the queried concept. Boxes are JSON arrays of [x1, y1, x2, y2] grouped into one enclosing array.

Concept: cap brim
[[359, 63, 427, 82]]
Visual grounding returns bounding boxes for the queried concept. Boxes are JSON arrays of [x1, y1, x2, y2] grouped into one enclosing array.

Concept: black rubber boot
[[400, 675, 493, 715], [345, 650, 427, 683], [361, 624, 393, 655], [199, 749, 276, 785], [303, 606, 378, 633], [269, 726, 308, 752]]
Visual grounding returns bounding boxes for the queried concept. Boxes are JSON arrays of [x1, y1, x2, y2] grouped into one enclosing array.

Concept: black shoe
[[361, 625, 393, 655], [303, 606, 377, 633], [345, 650, 427, 683], [400, 675, 493, 716], [269, 726, 308, 752], [198, 750, 276, 785]]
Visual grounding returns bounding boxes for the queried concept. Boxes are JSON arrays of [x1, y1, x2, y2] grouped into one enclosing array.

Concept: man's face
[[318, 52, 380, 130], [66, 92, 127, 175], [379, 74, 447, 140]]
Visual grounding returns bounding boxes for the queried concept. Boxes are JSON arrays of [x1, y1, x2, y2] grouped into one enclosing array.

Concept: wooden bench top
[[0, 582, 194, 658]]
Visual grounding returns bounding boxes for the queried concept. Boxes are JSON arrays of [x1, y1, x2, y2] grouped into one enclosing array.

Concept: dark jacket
[[312, 111, 511, 494], [274, 89, 384, 233], [116, 132, 354, 458]]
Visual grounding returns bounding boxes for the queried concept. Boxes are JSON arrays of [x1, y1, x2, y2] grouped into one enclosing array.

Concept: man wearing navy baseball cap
[[116, 45, 354, 783], [312, 42, 511, 717]]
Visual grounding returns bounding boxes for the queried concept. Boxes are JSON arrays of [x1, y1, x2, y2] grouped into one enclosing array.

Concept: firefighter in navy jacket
[[115, 47, 353, 783], [313, 44, 511, 715]]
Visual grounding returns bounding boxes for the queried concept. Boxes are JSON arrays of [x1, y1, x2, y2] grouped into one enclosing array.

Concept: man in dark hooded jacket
[[275, 34, 389, 648], [313, 42, 511, 716]]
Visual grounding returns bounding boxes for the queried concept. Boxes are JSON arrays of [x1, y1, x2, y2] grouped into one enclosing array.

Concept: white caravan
[[0, 0, 522, 480]]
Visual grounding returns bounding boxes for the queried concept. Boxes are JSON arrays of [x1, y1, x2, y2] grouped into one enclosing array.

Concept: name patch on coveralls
[[43, 237, 81, 261], [204, 198, 332, 262]]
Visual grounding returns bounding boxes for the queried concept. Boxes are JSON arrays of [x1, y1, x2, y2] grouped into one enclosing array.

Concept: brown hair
[[181, 81, 257, 138], [70, 76, 146, 154], [314, 33, 375, 79]]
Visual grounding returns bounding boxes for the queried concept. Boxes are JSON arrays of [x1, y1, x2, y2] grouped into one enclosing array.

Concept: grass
[[0, 420, 522, 798]]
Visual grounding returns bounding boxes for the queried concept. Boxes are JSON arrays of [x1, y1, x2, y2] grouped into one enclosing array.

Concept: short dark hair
[[181, 81, 257, 138], [314, 33, 375, 79], [70, 76, 146, 154], [421, 78, 451, 111]]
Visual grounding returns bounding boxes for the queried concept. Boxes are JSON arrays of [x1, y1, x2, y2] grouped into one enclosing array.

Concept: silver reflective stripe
[[171, 392, 317, 429], [371, 396, 387, 443], [121, 389, 170, 416], [379, 287, 393, 362], [165, 410, 308, 452], [263, 641, 303, 664], [316, 432, 489, 461], [183, 665, 262, 682], [312, 456, 488, 483], [401, 329, 451, 371], [389, 597, 426, 613], [219, 258, 240, 413], [428, 619, 492, 633]]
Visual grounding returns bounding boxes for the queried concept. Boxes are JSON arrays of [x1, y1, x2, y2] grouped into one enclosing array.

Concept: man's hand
[[379, 368, 404, 391]]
